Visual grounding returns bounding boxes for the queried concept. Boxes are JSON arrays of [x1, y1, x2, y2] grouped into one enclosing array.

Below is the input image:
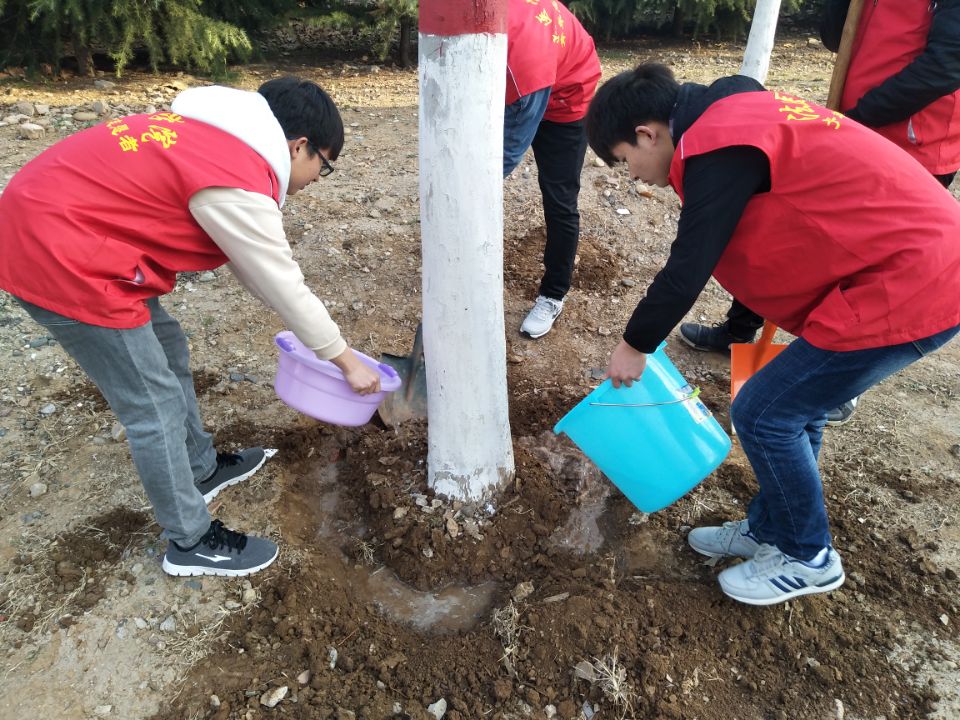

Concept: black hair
[[585, 63, 680, 166], [258, 76, 345, 160]]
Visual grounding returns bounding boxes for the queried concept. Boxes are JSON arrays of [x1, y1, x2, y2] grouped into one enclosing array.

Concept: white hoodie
[[171, 85, 346, 360]]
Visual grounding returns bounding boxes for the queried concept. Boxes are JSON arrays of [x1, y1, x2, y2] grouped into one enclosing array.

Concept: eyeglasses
[[309, 142, 335, 177]]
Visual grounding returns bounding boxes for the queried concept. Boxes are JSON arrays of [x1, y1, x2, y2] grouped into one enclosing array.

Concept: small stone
[[511, 581, 534, 602], [92, 100, 110, 115], [544, 705, 557, 719], [463, 519, 482, 540], [19, 122, 44, 140], [94, 79, 116, 90], [210, 695, 221, 709], [241, 588, 257, 604], [29, 482, 47, 497], [159, 616, 176, 632], [593, 158, 605, 167], [422, 546, 434, 559], [574, 660, 597, 681], [940, 613, 950, 626], [39, 403, 57, 416], [621, 278, 637, 287], [198, 271, 216, 283], [615, 208, 630, 215], [134, 617, 148, 630], [392, 506, 409, 521], [130, 562, 143, 575], [73, 111, 98, 122], [328, 646, 338, 669], [224, 600, 241, 610], [14, 101, 35, 116], [808, 37, 822, 46], [260, 686, 288, 708], [111, 423, 126, 442], [228, 372, 245, 382], [597, 327, 612, 337], [35, 103, 50, 115], [507, 353, 525, 364], [184, 579, 202, 591], [94, 705, 112, 717], [297, 670, 311, 685], [446, 517, 460, 538], [427, 698, 447, 719]]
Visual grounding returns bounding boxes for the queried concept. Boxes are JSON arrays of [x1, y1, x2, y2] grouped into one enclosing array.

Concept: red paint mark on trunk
[[420, 0, 506, 36]]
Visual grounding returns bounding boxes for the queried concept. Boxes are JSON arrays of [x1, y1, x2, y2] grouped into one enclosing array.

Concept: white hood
[[171, 85, 291, 207]]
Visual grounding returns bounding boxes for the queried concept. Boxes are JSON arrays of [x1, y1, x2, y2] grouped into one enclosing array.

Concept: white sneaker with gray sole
[[520, 295, 564, 339], [688, 519, 761, 559], [718, 544, 845, 606]]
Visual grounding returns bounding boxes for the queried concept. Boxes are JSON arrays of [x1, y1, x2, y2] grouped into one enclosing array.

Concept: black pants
[[531, 118, 588, 300], [727, 169, 958, 336]]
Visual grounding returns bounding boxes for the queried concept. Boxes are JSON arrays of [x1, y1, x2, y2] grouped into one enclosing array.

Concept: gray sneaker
[[688, 519, 761, 559], [196, 448, 267, 504], [520, 295, 564, 339], [718, 544, 845, 606], [162, 520, 278, 577]]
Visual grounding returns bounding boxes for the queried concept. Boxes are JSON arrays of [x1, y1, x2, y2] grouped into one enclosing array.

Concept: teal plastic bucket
[[553, 343, 731, 512]]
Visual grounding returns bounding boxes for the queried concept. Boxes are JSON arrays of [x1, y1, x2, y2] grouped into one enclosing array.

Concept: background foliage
[[0, 0, 823, 76]]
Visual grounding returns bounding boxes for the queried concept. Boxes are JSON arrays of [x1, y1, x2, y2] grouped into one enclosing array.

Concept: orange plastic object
[[730, 320, 788, 401]]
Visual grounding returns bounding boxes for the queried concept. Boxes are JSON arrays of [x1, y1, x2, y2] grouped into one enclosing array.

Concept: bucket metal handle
[[588, 386, 701, 408]]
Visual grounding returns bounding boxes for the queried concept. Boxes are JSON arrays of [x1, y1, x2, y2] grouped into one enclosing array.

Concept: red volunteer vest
[[843, 0, 960, 175], [0, 112, 281, 328], [669, 92, 960, 351], [506, 0, 601, 123]]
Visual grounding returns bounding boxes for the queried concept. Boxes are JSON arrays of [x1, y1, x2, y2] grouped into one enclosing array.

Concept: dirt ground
[[1, 31, 959, 720]]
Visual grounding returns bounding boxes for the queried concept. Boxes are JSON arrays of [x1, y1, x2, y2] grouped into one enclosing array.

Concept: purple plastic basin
[[273, 331, 401, 426]]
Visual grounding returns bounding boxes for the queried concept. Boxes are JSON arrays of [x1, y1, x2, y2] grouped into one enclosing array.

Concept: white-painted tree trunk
[[419, 31, 515, 501], [739, 0, 783, 84]]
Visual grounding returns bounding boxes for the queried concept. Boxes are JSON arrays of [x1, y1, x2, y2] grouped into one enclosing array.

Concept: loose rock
[[427, 698, 447, 719], [260, 686, 288, 708], [19, 122, 44, 140]]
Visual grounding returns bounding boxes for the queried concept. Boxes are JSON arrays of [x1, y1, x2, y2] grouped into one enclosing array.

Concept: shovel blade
[[730, 321, 788, 401], [377, 323, 428, 426]]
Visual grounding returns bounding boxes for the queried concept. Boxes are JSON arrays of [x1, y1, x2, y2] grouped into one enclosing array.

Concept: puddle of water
[[304, 464, 499, 633]]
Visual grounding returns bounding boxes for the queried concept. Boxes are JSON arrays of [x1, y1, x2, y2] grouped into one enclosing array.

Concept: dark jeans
[[503, 90, 588, 301], [732, 324, 960, 560]]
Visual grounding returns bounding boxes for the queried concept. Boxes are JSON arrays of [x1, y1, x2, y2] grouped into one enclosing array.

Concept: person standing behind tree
[[503, 0, 601, 339], [678, 0, 960, 424]]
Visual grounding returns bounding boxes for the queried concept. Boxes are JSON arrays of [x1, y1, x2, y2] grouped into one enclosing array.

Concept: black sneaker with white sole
[[162, 520, 278, 577], [196, 448, 267, 504]]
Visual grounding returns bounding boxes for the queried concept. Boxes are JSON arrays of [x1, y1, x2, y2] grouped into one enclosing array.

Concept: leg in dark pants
[[531, 118, 588, 300], [726, 298, 765, 339]]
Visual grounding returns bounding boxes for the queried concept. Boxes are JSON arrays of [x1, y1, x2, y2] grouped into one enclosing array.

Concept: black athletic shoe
[[196, 448, 267, 504], [679, 321, 756, 354], [826, 397, 859, 426], [162, 520, 278, 577]]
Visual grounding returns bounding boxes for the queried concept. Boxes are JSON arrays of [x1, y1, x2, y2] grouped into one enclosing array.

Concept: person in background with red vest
[[679, 0, 960, 425], [0, 77, 381, 579], [504, 0, 601, 339], [585, 64, 960, 606]]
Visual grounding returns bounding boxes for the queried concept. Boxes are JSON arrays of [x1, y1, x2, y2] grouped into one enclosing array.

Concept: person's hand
[[331, 348, 382, 395], [605, 339, 647, 388]]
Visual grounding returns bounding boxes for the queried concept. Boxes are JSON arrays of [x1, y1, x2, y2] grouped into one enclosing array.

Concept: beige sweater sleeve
[[188, 187, 348, 360]]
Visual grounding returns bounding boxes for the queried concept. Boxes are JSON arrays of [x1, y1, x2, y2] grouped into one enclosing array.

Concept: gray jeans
[[17, 296, 216, 545]]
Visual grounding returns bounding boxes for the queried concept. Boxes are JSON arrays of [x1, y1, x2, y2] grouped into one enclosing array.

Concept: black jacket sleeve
[[621, 146, 770, 354], [822, 0, 960, 127]]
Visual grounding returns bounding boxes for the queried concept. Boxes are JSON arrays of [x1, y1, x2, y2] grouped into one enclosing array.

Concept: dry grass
[[492, 600, 523, 678], [582, 646, 636, 720]]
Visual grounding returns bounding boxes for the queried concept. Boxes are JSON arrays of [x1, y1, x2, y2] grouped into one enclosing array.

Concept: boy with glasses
[[0, 76, 380, 578]]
